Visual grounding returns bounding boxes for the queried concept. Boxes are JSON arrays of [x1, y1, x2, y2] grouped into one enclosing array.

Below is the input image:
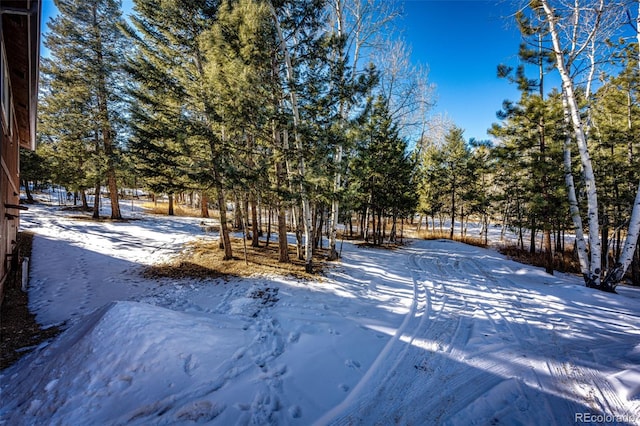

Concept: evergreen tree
[[40, 0, 128, 219], [353, 94, 417, 245], [416, 140, 446, 232], [491, 91, 568, 271], [19, 148, 51, 203], [201, 0, 276, 248], [124, 5, 192, 214], [438, 126, 472, 239], [591, 41, 640, 281], [124, 0, 237, 258]]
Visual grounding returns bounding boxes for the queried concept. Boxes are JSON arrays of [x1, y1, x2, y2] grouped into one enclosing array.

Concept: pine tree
[[124, 2, 193, 214], [491, 90, 568, 272], [40, 0, 128, 219], [591, 41, 640, 282], [124, 0, 236, 259], [353, 94, 417, 245], [439, 127, 472, 239], [201, 0, 276, 248], [19, 148, 51, 203]]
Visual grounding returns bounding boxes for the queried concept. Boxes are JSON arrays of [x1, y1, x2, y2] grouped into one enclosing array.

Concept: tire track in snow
[[431, 253, 565, 424], [395, 251, 508, 425], [322, 241, 637, 425], [315, 249, 430, 424], [320, 247, 476, 425], [445, 251, 634, 423]]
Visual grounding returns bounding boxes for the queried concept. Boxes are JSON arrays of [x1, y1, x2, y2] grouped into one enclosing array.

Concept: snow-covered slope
[[1, 202, 638, 425]]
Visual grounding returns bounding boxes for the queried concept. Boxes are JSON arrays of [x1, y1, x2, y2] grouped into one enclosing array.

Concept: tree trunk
[[632, 240, 640, 286], [243, 196, 251, 240], [251, 193, 259, 247], [371, 207, 376, 245], [215, 182, 233, 260], [377, 210, 383, 246], [328, 145, 342, 260], [295, 206, 304, 260], [168, 193, 174, 216], [92, 179, 101, 219], [201, 192, 209, 218], [602, 180, 640, 288], [81, 189, 88, 210], [258, 201, 263, 237], [277, 203, 288, 262], [562, 110, 590, 280], [233, 194, 243, 230], [544, 228, 553, 275], [529, 219, 536, 254], [266, 206, 272, 247], [91, 4, 121, 220], [542, 0, 601, 286], [239, 201, 249, 265], [601, 213, 609, 273], [449, 178, 456, 240], [23, 180, 33, 202], [315, 205, 324, 250]]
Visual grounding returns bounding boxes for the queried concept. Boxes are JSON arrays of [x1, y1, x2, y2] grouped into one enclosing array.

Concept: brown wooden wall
[[0, 1, 40, 304]]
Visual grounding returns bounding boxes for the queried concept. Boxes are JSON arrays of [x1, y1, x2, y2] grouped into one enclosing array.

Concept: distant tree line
[[27, 0, 640, 288]]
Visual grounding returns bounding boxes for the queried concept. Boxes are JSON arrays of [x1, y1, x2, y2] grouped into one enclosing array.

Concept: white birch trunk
[[541, 0, 602, 286], [328, 0, 345, 260], [561, 105, 590, 278], [605, 181, 640, 285], [329, 144, 342, 260], [269, 1, 314, 272], [602, 1, 640, 287]]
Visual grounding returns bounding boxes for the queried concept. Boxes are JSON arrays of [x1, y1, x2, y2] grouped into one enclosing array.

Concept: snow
[[1, 198, 639, 425]]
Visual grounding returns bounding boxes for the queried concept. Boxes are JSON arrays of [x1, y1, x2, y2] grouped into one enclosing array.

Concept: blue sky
[[400, 0, 524, 141], [40, 0, 525, 142]]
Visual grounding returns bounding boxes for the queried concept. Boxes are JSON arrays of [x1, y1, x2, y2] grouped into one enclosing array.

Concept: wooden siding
[[0, 1, 40, 304]]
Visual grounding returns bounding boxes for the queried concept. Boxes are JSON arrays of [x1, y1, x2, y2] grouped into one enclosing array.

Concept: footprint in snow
[[288, 331, 300, 343], [181, 353, 199, 376], [109, 375, 133, 391], [345, 359, 361, 369], [289, 405, 302, 418]]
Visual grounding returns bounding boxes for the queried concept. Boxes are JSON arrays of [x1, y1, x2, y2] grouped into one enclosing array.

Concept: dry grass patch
[[144, 237, 330, 280], [141, 202, 211, 218], [418, 230, 488, 248], [67, 215, 139, 223], [498, 244, 582, 274]]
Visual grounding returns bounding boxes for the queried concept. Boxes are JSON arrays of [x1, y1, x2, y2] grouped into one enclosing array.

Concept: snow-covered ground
[[1, 198, 639, 425]]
